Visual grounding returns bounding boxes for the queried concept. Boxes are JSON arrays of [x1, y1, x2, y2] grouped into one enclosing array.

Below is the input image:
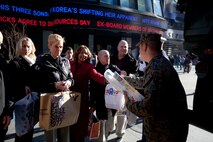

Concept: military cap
[[136, 33, 161, 46]]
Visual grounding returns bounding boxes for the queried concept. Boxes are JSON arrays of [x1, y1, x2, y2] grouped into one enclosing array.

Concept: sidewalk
[[5, 65, 213, 142], [176, 66, 213, 142]]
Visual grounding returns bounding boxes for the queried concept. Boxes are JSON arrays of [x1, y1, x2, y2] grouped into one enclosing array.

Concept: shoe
[[116, 137, 123, 142]]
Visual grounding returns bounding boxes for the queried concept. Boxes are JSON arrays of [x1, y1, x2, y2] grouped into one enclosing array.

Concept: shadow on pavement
[[5, 127, 44, 141], [5, 133, 15, 140], [33, 135, 45, 142]]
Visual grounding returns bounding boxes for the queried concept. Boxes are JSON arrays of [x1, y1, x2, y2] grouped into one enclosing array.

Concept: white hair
[[98, 50, 109, 58], [117, 40, 128, 49]]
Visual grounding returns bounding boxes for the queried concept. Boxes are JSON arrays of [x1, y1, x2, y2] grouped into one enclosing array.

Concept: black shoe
[[116, 137, 123, 142]]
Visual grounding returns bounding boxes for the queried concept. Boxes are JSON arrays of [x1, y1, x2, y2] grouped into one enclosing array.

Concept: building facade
[[0, 0, 168, 58], [162, 0, 185, 56]]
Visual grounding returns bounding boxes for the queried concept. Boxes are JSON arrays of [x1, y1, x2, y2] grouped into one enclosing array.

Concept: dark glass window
[[153, 0, 162, 16], [100, 0, 118, 5], [120, 0, 137, 9], [138, 0, 153, 13], [137, 0, 146, 11], [69, 0, 98, 2], [81, 0, 98, 1]]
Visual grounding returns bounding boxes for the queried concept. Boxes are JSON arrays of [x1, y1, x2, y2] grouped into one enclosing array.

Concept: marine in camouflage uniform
[[124, 33, 189, 142]]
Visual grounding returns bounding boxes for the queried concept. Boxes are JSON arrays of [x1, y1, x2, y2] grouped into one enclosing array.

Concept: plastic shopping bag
[[14, 92, 40, 136], [105, 84, 125, 110], [104, 69, 144, 103]]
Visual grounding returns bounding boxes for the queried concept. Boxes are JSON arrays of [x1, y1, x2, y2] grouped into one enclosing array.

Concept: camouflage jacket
[[124, 53, 189, 142]]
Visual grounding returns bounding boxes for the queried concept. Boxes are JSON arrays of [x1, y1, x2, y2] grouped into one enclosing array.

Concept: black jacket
[[0, 55, 13, 117], [8, 56, 33, 102], [110, 54, 137, 75], [32, 54, 74, 93]]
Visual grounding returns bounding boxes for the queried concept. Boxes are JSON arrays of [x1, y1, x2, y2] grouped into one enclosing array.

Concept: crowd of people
[[169, 53, 197, 73], [0, 30, 189, 142]]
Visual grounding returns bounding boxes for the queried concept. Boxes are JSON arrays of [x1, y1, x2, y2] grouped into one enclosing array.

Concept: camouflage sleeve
[[124, 71, 153, 118], [125, 96, 144, 117], [123, 75, 145, 117], [123, 76, 144, 90]]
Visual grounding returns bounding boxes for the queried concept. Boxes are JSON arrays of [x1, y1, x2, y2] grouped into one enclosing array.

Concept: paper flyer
[[104, 69, 143, 102]]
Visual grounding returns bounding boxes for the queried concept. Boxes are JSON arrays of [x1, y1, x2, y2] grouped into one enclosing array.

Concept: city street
[[5, 66, 213, 142]]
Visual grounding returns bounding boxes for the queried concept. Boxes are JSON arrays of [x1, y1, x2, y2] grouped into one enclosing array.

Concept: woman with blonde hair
[[8, 36, 37, 142], [15, 37, 36, 62], [32, 33, 74, 142]]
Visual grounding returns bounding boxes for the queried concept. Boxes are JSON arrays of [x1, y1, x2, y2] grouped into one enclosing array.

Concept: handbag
[[88, 111, 100, 140], [14, 92, 40, 136], [105, 84, 125, 110], [39, 91, 81, 131]]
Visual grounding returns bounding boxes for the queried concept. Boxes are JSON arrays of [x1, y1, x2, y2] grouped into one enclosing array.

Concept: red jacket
[[69, 61, 105, 140]]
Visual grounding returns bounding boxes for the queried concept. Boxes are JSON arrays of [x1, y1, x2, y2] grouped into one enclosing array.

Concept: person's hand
[[89, 107, 96, 113], [62, 80, 71, 90], [25, 86, 31, 95], [123, 90, 128, 104], [105, 79, 109, 84], [3, 115, 11, 129], [120, 70, 127, 77], [129, 73, 136, 77], [55, 81, 70, 91]]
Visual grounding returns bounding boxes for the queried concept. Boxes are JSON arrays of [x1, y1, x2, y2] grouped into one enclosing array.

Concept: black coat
[[8, 56, 33, 102], [0, 55, 13, 117], [90, 62, 120, 120], [110, 54, 137, 75], [32, 54, 74, 93]]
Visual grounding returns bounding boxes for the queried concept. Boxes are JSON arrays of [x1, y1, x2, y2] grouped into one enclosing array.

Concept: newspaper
[[104, 69, 143, 102]]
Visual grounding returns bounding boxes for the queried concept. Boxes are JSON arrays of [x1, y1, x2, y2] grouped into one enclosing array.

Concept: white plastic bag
[[126, 109, 138, 127], [104, 84, 125, 110], [104, 69, 144, 102], [14, 92, 39, 136]]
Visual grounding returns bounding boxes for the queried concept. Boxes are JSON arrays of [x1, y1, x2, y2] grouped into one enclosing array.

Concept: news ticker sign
[[0, 2, 168, 34]]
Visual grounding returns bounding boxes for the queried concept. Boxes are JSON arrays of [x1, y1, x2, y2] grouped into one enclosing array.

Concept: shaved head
[[98, 50, 110, 65], [98, 50, 108, 58]]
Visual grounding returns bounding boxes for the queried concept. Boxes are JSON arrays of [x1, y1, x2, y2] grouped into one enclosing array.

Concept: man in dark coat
[[110, 40, 138, 141], [90, 50, 126, 141]]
